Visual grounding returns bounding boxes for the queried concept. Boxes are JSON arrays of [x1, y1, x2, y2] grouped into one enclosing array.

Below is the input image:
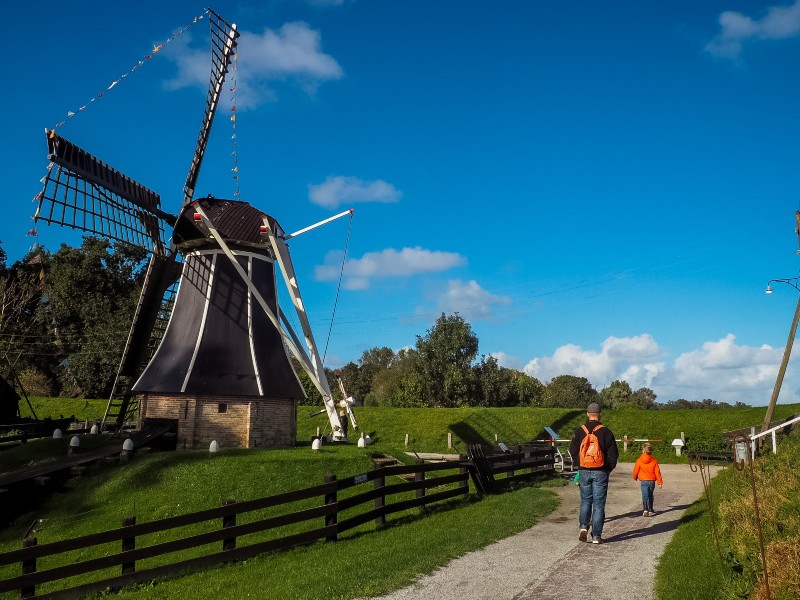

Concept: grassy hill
[[1, 402, 797, 598], [299, 404, 800, 462], [656, 427, 800, 600]]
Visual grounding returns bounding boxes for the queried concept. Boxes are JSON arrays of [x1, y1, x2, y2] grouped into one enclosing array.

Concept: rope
[[322, 211, 354, 362], [51, 11, 207, 130]]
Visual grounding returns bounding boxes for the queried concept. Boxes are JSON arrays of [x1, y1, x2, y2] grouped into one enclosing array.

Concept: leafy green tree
[[632, 387, 657, 410], [0, 249, 54, 386], [416, 313, 479, 407], [542, 374, 599, 408], [355, 346, 395, 400], [515, 371, 545, 407], [46, 237, 147, 397], [368, 348, 425, 407], [600, 380, 634, 409]]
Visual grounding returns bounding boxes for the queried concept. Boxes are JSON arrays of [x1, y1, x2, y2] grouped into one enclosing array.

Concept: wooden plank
[[338, 486, 467, 533], [37, 525, 337, 600], [0, 505, 338, 591], [0, 480, 335, 566]]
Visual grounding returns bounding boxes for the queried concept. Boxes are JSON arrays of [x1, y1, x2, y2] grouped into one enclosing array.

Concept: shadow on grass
[[532, 410, 584, 441], [449, 421, 491, 446]]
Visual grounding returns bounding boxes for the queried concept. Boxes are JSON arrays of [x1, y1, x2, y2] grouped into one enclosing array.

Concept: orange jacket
[[633, 453, 662, 485]]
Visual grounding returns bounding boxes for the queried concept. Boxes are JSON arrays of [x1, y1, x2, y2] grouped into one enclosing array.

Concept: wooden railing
[[0, 447, 554, 599], [0, 454, 490, 598]]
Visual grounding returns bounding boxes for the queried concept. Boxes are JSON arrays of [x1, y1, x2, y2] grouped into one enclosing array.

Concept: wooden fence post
[[373, 461, 385, 528], [121, 516, 136, 575], [222, 499, 237, 552], [21, 537, 37, 599], [415, 459, 425, 509], [623, 435, 629, 452], [459, 454, 468, 490], [324, 474, 338, 542]]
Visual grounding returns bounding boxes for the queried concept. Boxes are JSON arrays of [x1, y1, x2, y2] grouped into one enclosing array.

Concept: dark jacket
[[569, 419, 618, 472]]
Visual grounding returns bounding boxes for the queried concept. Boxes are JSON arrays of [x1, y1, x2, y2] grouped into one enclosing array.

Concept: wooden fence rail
[[0, 445, 554, 598]]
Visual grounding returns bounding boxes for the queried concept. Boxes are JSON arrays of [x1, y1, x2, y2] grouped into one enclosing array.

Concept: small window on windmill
[[218, 403, 228, 414]]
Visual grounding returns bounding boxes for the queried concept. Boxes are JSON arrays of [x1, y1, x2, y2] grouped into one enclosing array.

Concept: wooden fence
[[0, 445, 554, 599]]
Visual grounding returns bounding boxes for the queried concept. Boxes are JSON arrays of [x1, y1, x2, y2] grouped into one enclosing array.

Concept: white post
[[448, 432, 452, 449], [405, 433, 409, 447], [772, 430, 777, 454]]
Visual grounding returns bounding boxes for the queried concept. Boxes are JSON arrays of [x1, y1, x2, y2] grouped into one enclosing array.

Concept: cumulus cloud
[[706, 1, 800, 58], [309, 176, 401, 209], [524, 334, 664, 390], [490, 351, 523, 371], [315, 247, 466, 289], [523, 332, 799, 405], [432, 280, 512, 321], [163, 21, 342, 107]]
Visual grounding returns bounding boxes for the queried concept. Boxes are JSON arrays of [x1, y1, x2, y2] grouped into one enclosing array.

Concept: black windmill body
[[31, 10, 350, 448]]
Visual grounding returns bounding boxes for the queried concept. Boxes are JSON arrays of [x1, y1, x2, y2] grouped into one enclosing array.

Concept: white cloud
[[315, 246, 466, 289], [163, 22, 342, 107], [706, 1, 800, 58], [522, 332, 799, 405], [524, 334, 665, 389], [490, 351, 523, 371], [433, 279, 512, 321], [309, 176, 401, 209], [524, 334, 662, 386]]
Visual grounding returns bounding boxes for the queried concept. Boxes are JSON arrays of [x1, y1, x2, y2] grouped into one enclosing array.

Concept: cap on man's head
[[586, 402, 601, 414]]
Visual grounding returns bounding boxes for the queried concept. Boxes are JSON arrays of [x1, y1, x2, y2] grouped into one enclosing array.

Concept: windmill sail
[[36, 131, 173, 255]]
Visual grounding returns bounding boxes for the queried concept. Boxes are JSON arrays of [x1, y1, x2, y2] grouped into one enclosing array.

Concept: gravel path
[[367, 463, 719, 600]]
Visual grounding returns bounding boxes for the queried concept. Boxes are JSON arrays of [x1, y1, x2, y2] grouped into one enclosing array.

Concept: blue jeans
[[640, 480, 656, 512], [579, 469, 609, 538]]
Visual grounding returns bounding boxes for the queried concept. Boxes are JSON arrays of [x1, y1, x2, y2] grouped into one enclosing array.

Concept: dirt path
[[368, 463, 719, 600]]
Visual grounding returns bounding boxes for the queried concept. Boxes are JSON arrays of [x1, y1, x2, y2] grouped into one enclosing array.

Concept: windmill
[[31, 10, 352, 448]]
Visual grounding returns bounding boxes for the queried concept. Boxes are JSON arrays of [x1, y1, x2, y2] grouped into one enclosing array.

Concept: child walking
[[633, 443, 662, 516]]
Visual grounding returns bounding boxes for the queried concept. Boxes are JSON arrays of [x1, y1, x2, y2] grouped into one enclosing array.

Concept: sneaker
[[592, 536, 602, 544], [579, 528, 588, 542], [642, 510, 650, 517], [649, 510, 656, 516]]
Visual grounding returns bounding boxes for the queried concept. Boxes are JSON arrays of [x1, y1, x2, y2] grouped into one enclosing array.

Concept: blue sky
[[3, 1, 800, 406]]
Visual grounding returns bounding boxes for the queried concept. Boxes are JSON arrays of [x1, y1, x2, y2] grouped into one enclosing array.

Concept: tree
[[0, 249, 53, 387], [542, 375, 599, 408], [632, 387, 657, 410], [368, 348, 425, 407], [46, 237, 147, 397], [415, 313, 479, 407], [600, 380, 634, 409], [355, 346, 395, 400]]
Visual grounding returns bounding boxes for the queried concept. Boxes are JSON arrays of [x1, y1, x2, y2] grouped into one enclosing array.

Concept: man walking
[[569, 402, 618, 544]]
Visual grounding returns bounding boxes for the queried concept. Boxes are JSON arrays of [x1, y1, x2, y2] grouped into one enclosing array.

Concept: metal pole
[[285, 209, 353, 240]]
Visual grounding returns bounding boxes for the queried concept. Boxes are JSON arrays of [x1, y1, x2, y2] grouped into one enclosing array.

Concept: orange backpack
[[579, 424, 605, 468]]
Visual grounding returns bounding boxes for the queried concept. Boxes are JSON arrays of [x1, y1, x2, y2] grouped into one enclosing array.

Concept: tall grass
[[656, 429, 800, 600]]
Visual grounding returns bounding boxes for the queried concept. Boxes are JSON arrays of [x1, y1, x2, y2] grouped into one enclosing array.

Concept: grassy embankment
[[656, 428, 800, 600], [1, 401, 797, 599]]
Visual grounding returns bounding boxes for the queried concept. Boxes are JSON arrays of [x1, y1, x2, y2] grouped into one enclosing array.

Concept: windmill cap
[[586, 402, 601, 414]]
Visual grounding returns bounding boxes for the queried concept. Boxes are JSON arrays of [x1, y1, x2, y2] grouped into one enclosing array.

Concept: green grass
[[17, 396, 108, 422], [103, 481, 560, 600], [0, 440, 561, 599], [300, 404, 800, 463], [2, 403, 797, 598], [656, 429, 800, 600]]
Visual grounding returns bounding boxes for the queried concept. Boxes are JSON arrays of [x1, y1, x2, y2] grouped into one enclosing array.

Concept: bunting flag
[[27, 228, 38, 236], [229, 51, 240, 197], [52, 10, 208, 130]]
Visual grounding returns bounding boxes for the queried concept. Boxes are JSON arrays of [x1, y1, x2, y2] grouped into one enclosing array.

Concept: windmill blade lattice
[[35, 132, 174, 256], [183, 8, 239, 207]]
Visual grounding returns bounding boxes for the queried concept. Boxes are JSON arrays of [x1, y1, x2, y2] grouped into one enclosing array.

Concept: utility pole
[[761, 210, 800, 434]]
